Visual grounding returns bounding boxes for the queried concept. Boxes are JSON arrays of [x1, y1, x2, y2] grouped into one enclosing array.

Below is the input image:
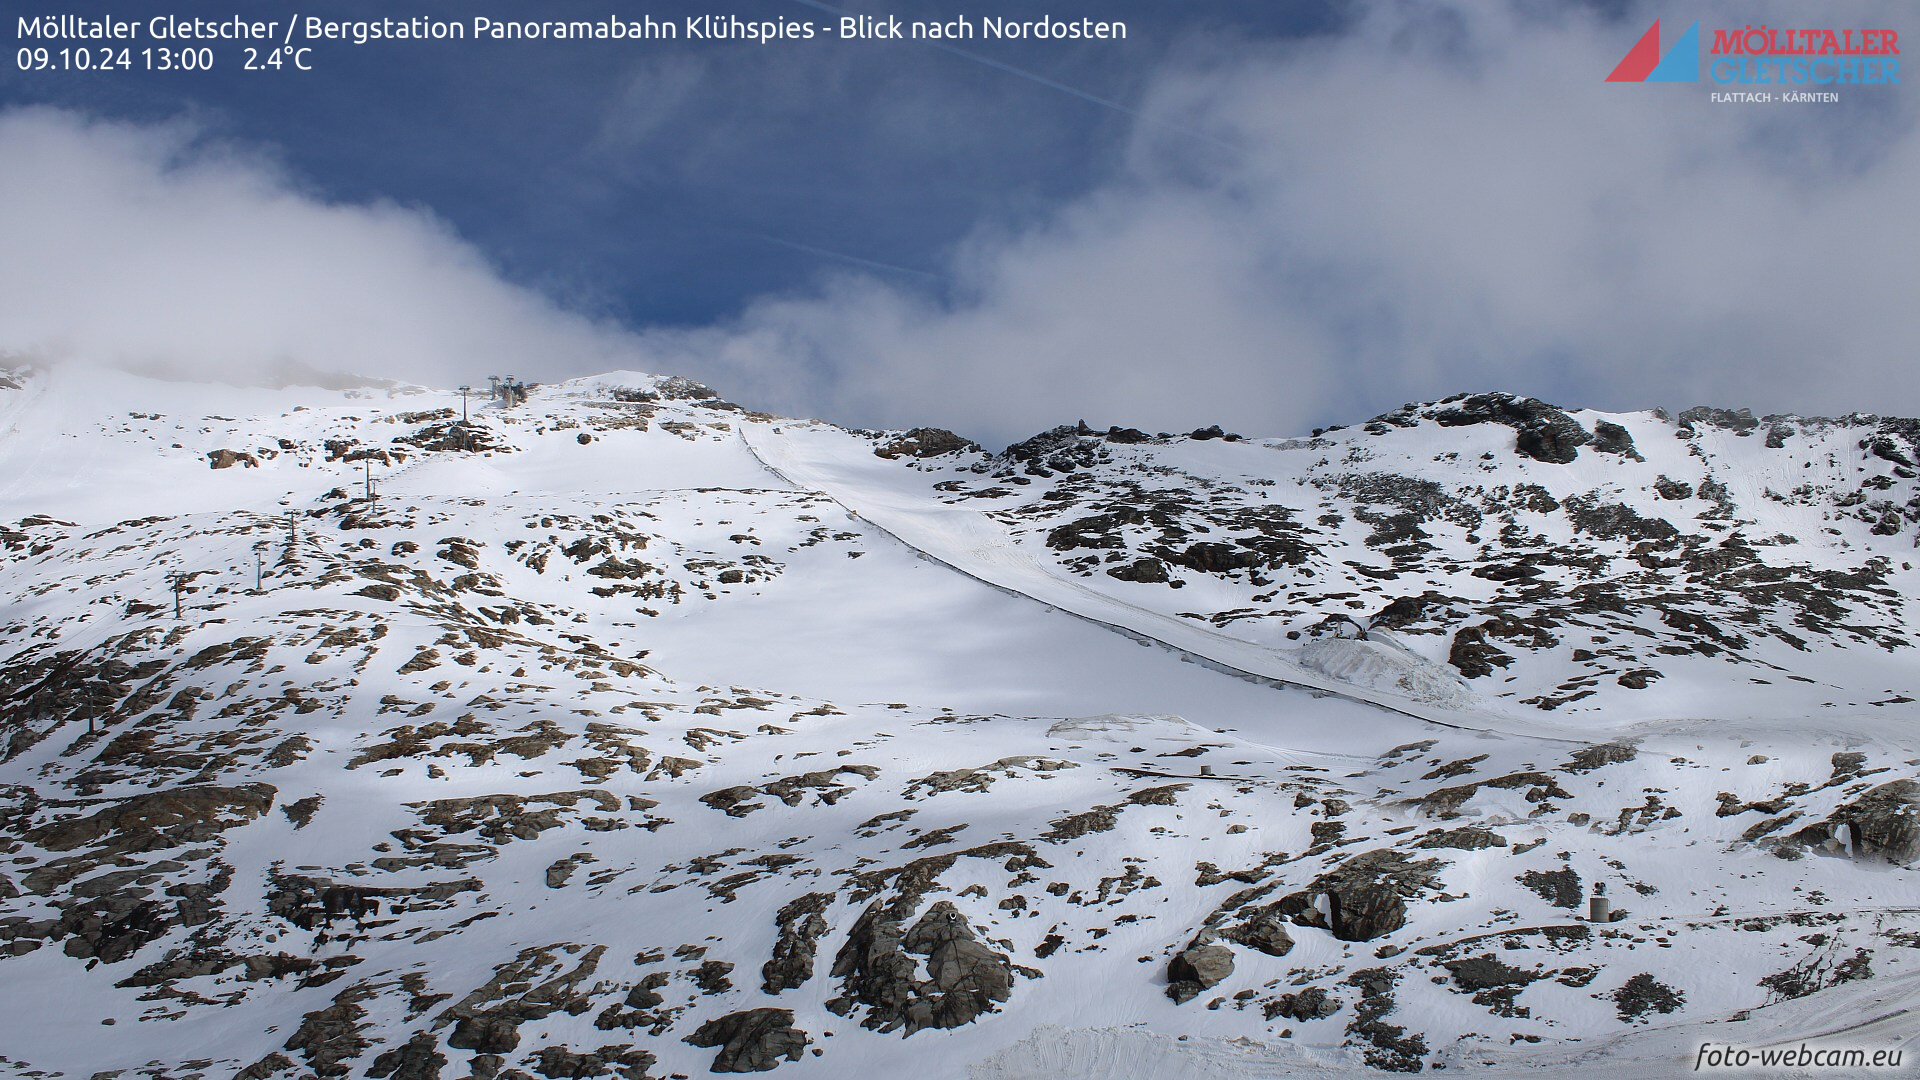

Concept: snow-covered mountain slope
[[753, 395, 1920, 728], [2, 365, 1918, 1079]]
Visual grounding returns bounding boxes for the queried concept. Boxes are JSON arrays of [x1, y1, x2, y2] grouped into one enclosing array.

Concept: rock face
[[30, 783, 277, 854], [1166, 941, 1235, 1004], [685, 1008, 809, 1073], [207, 449, 259, 469], [1427, 393, 1592, 464], [761, 893, 832, 993], [998, 424, 1110, 475], [874, 428, 981, 459], [1589, 419, 1640, 458], [828, 900, 1013, 1034], [1799, 780, 1920, 862], [1268, 849, 1445, 943], [366, 1032, 447, 1080], [1223, 911, 1295, 957]]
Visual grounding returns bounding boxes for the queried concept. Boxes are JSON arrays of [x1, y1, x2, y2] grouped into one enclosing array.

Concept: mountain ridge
[[2, 363, 1918, 1078]]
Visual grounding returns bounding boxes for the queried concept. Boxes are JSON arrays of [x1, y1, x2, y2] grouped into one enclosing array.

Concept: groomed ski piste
[[2, 363, 1918, 1078]]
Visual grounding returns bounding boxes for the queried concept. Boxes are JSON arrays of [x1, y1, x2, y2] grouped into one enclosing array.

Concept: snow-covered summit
[[2, 365, 1918, 1078]]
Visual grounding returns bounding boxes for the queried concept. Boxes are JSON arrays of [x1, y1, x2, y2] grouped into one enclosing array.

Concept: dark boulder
[[686, 1009, 807, 1072], [367, 1032, 447, 1080], [1590, 420, 1642, 460], [1269, 849, 1445, 942], [875, 428, 981, 459], [828, 899, 1014, 1034], [761, 892, 833, 993], [1429, 393, 1592, 463], [1166, 941, 1235, 1003], [999, 425, 1109, 475], [1677, 406, 1758, 434], [1796, 780, 1920, 863], [1223, 911, 1295, 957], [1106, 558, 1169, 583], [207, 449, 259, 469]]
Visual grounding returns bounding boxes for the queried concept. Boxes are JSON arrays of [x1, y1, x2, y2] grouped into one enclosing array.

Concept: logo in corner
[[1606, 19, 1701, 82]]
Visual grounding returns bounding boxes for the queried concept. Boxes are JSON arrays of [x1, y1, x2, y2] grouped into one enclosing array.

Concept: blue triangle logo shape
[[1647, 20, 1700, 81]]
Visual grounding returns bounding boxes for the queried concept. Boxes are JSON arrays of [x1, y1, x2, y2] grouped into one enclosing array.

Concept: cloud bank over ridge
[[1, 1, 1913, 444]]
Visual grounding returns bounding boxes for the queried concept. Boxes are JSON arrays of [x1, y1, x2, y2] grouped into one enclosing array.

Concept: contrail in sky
[[751, 232, 943, 282], [785, 0, 1143, 118]]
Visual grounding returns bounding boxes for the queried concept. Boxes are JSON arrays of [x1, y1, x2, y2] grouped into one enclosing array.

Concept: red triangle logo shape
[[1606, 20, 1662, 82]]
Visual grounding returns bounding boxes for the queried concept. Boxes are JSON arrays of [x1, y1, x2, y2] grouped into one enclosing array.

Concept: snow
[[0, 365, 1916, 1078]]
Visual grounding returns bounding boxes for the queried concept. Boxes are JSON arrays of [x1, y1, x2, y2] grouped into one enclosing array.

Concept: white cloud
[[0, 107, 641, 386], [3, 1, 1913, 445], [648, 0, 1920, 443]]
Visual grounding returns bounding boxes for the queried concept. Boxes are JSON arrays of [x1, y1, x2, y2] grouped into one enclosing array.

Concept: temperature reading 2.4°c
[[244, 47, 312, 71]]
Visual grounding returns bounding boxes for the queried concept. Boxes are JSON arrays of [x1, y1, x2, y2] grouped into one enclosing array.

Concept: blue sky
[[3, 1, 1348, 328], [1, 1, 1914, 444]]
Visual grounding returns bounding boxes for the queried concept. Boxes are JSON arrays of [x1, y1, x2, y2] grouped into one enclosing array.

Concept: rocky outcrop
[[1166, 940, 1235, 1004], [762, 892, 833, 993], [1590, 419, 1641, 459], [1268, 850, 1446, 943], [1427, 393, 1592, 464], [1795, 779, 1920, 863], [999, 425, 1110, 476], [827, 900, 1013, 1034], [874, 428, 980, 459], [29, 783, 276, 854], [685, 1008, 809, 1073], [1222, 910, 1294, 957], [284, 982, 376, 1077], [366, 1032, 447, 1080], [207, 449, 259, 469]]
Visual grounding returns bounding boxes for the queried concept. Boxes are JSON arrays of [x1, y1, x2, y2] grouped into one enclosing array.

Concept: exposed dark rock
[[1678, 406, 1758, 434], [1612, 973, 1685, 1022], [1000, 425, 1110, 476], [367, 1032, 447, 1080], [655, 375, 719, 400], [762, 892, 833, 993], [828, 899, 1013, 1034], [531, 1044, 655, 1078], [1166, 941, 1235, 1003], [285, 982, 376, 1076], [685, 1008, 809, 1073], [1414, 827, 1507, 851], [1265, 985, 1340, 1022], [1156, 541, 1261, 575], [1419, 771, 1571, 818], [207, 448, 259, 469], [447, 1014, 522, 1055], [1344, 967, 1426, 1072], [1223, 911, 1294, 957], [875, 428, 981, 459], [1429, 393, 1591, 464], [1653, 475, 1695, 500], [1447, 954, 1539, 992], [1795, 780, 1920, 863], [1590, 420, 1642, 459], [1562, 743, 1637, 773], [30, 783, 276, 854], [1445, 954, 1542, 1017], [1106, 557, 1170, 583], [1518, 868, 1582, 909], [1269, 850, 1446, 942]]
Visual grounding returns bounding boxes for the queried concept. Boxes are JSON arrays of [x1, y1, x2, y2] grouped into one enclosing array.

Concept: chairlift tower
[[457, 385, 473, 423], [166, 571, 191, 620]]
